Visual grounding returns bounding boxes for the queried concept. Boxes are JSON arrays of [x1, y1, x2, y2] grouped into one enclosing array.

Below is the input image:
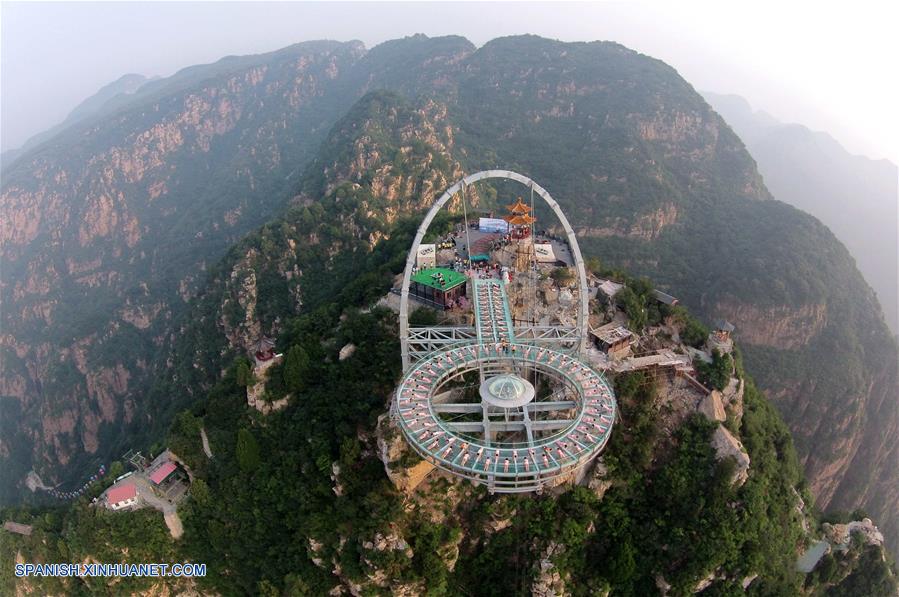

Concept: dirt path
[[132, 475, 183, 539], [163, 511, 183, 539], [200, 427, 213, 459]]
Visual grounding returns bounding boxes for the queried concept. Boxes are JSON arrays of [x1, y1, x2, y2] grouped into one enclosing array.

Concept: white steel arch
[[399, 170, 589, 371]]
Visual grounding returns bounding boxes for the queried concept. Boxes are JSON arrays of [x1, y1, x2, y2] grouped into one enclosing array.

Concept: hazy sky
[[2, 1, 897, 164]]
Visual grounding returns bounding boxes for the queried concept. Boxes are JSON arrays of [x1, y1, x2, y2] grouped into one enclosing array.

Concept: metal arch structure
[[392, 171, 615, 494], [399, 170, 590, 372]]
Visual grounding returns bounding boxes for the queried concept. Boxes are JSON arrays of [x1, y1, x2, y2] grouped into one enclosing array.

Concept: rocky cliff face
[[0, 40, 370, 499], [0, 36, 474, 500], [713, 299, 827, 350], [576, 202, 679, 241], [160, 90, 466, 409], [303, 95, 464, 245]]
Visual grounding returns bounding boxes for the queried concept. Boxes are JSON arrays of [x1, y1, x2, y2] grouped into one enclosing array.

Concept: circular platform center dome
[[479, 374, 536, 408]]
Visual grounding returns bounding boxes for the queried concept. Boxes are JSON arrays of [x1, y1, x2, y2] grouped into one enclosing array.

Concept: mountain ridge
[[1, 34, 896, 554], [1, 73, 151, 171], [1, 88, 894, 594], [703, 91, 898, 334]]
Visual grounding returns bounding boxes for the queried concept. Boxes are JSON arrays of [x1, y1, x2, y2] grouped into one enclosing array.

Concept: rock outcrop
[[823, 518, 885, 548], [532, 541, 568, 597], [710, 426, 751, 487], [376, 414, 434, 494], [698, 390, 726, 422], [720, 377, 744, 423], [586, 458, 613, 500], [338, 343, 356, 361], [245, 355, 289, 414]]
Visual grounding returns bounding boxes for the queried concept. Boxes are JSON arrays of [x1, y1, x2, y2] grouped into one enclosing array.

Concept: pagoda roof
[[504, 213, 536, 226], [254, 336, 275, 350], [505, 197, 532, 214], [715, 320, 735, 333], [652, 289, 679, 306]]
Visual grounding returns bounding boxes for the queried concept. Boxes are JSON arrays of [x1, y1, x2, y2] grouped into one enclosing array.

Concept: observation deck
[[393, 170, 617, 493]]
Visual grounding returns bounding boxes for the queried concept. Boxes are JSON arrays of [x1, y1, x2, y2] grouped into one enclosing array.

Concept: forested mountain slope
[[2, 92, 895, 594], [0, 35, 474, 503], [1, 34, 896, 553], [448, 37, 897, 550], [704, 91, 898, 334]]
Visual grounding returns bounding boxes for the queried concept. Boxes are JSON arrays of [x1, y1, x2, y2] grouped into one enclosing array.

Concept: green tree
[[191, 478, 211, 507], [698, 350, 733, 390], [236, 428, 261, 473], [827, 545, 898, 596], [551, 267, 575, 287], [283, 345, 310, 393], [667, 306, 709, 348], [681, 317, 709, 348], [617, 287, 647, 331], [257, 579, 280, 597], [168, 411, 204, 468], [629, 277, 654, 299], [409, 307, 439, 326], [283, 574, 313, 596], [107, 460, 125, 481], [236, 360, 253, 387]]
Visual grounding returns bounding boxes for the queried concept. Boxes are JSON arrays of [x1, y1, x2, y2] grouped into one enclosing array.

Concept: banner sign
[[417, 244, 437, 268], [479, 217, 509, 233]]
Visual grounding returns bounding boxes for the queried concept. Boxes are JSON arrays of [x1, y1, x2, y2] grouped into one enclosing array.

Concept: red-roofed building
[[106, 483, 138, 510], [149, 461, 177, 485]]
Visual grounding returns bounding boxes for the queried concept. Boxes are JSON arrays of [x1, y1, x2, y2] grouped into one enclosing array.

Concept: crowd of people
[[410, 257, 508, 281], [395, 332, 617, 479], [407, 221, 575, 317]]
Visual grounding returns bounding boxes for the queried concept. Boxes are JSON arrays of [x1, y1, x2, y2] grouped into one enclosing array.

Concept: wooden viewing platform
[[611, 349, 692, 374], [3, 521, 33, 536]]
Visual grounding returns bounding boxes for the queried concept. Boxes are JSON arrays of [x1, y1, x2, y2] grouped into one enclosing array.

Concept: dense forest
[[2, 304, 895, 594]]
